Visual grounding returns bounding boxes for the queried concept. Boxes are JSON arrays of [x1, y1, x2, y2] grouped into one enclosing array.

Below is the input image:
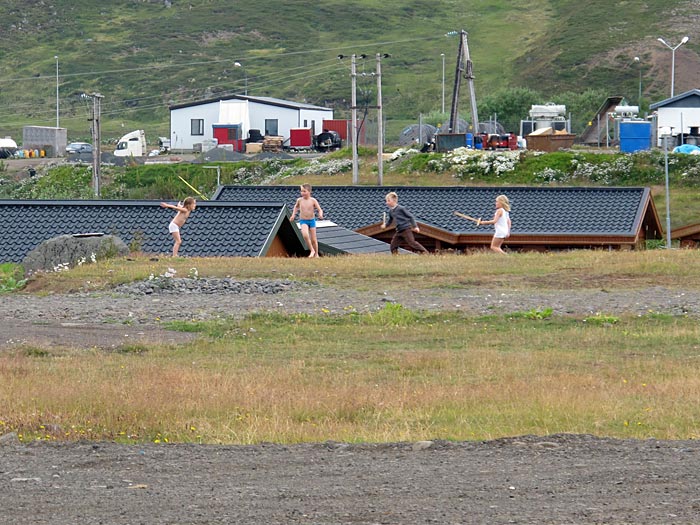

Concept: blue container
[[466, 133, 474, 148], [620, 121, 651, 152]]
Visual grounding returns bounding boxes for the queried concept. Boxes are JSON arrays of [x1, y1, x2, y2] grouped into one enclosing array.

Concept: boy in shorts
[[290, 184, 324, 257]]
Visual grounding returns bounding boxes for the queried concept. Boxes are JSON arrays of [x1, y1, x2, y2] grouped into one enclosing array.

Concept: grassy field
[[2, 250, 700, 444]]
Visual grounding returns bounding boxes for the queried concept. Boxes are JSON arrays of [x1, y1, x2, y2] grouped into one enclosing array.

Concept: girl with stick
[[477, 194, 511, 254]]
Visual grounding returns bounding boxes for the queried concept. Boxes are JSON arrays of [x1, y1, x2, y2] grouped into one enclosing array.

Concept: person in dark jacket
[[382, 191, 429, 254]]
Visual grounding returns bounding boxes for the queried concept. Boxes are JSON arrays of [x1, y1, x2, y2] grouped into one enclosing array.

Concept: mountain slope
[[0, 0, 697, 142]]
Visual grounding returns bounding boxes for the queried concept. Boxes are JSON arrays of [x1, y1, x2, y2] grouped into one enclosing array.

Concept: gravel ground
[[1, 279, 699, 347], [2, 278, 700, 524]]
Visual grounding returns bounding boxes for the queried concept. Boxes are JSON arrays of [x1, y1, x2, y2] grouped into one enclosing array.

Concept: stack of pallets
[[262, 136, 284, 152]]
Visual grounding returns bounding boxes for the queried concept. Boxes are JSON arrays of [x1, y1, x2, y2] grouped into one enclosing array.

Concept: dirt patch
[[0, 318, 196, 350], [2, 434, 699, 524]]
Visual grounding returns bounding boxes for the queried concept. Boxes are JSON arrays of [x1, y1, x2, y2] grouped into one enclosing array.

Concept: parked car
[[66, 142, 93, 154]]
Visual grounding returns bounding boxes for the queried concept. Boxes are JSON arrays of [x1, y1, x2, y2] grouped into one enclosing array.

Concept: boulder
[[22, 233, 129, 274]]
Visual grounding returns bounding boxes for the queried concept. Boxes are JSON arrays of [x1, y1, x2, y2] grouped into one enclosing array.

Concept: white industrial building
[[169, 95, 333, 152], [650, 89, 700, 146]]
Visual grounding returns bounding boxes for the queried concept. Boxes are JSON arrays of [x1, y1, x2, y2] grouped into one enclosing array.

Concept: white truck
[[114, 130, 147, 157]]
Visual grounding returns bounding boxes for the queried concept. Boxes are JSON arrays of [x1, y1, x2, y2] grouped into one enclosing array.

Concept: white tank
[[529, 104, 566, 119], [614, 105, 639, 116]]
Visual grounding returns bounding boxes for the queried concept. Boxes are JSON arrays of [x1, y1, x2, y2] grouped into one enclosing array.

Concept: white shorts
[[169, 221, 180, 233]]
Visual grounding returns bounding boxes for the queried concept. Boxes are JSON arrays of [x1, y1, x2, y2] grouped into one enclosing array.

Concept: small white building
[[169, 95, 333, 152], [650, 89, 700, 145]]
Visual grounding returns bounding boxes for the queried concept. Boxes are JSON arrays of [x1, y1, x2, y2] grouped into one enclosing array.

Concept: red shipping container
[[322, 119, 366, 144], [212, 124, 242, 146], [290, 128, 313, 148]]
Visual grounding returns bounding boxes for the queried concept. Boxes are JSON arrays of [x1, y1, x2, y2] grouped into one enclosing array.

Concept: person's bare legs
[[171, 231, 182, 257], [300, 224, 315, 257], [490, 237, 506, 254], [309, 227, 320, 257]]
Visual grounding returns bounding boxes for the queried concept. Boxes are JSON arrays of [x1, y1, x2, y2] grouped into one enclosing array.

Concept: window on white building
[[265, 119, 278, 136], [191, 119, 204, 136]]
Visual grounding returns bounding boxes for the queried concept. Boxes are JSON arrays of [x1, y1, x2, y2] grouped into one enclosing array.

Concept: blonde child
[[382, 191, 428, 254], [290, 184, 324, 257], [477, 194, 511, 254], [160, 197, 197, 257]]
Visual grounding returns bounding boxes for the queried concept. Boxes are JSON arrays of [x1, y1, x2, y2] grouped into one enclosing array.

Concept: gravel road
[[2, 278, 700, 524]]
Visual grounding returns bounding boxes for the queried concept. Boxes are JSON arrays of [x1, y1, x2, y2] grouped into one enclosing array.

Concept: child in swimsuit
[[160, 197, 196, 257], [290, 184, 324, 257]]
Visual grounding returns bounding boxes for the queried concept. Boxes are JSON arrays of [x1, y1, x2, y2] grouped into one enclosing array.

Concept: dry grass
[[5, 250, 700, 444], [3, 308, 700, 444], [22, 249, 700, 294]]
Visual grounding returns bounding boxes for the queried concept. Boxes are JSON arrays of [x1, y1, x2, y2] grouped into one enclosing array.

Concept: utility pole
[[340, 53, 387, 184], [376, 53, 384, 186], [351, 54, 359, 184], [55, 55, 59, 128], [89, 93, 103, 197], [448, 30, 479, 134], [441, 53, 446, 114]]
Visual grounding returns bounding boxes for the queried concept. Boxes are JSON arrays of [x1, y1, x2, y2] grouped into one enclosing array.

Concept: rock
[[114, 277, 297, 296], [0, 432, 20, 445], [22, 234, 129, 274], [412, 440, 434, 451]]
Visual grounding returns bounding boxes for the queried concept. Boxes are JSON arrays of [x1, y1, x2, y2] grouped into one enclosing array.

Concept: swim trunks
[[299, 218, 316, 228], [169, 221, 180, 233]]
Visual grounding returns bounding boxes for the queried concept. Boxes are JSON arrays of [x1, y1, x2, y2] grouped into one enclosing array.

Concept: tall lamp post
[[657, 36, 689, 97], [234, 62, 247, 95], [633, 56, 642, 107], [55, 55, 59, 128], [440, 53, 445, 114]]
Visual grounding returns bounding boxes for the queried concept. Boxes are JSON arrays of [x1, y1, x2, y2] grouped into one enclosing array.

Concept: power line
[[0, 59, 347, 122], [0, 35, 434, 84]]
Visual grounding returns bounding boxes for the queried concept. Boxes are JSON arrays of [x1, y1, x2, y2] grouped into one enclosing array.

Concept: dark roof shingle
[[0, 200, 304, 263], [213, 185, 656, 237]]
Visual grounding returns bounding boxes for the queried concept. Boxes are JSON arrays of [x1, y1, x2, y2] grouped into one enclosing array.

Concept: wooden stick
[[178, 175, 209, 200], [453, 211, 480, 224]]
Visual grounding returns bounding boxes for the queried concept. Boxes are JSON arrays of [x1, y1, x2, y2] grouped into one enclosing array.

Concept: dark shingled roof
[[314, 221, 401, 255], [213, 185, 661, 239], [0, 200, 307, 263]]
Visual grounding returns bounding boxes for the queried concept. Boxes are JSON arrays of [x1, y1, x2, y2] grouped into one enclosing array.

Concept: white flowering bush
[[231, 158, 353, 184], [146, 267, 181, 291], [76, 253, 98, 267], [276, 158, 352, 180], [428, 147, 521, 179], [52, 262, 71, 272]]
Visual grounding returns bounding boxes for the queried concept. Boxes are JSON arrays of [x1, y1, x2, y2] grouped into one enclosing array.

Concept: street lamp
[[657, 36, 689, 97], [440, 53, 445, 114], [633, 56, 642, 107], [234, 62, 247, 95], [55, 55, 59, 128]]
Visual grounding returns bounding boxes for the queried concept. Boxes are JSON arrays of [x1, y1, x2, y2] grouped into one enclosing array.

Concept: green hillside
[[0, 0, 696, 143]]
